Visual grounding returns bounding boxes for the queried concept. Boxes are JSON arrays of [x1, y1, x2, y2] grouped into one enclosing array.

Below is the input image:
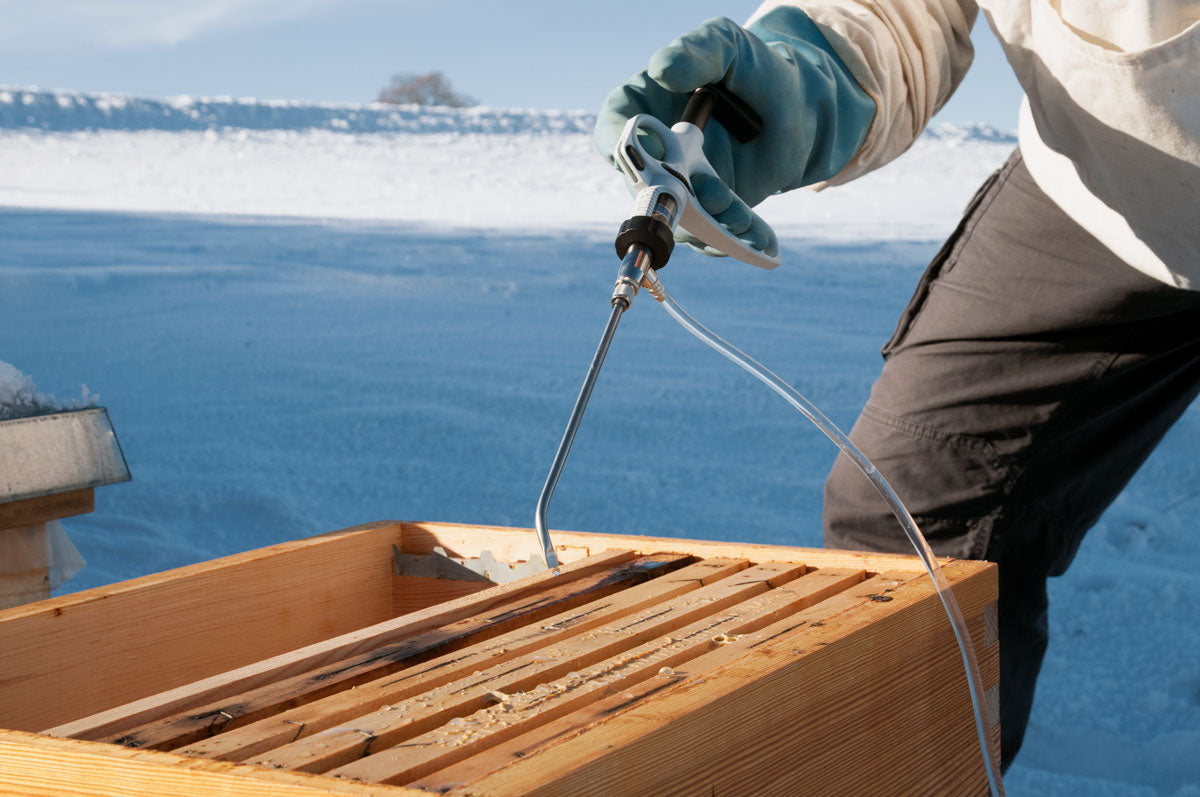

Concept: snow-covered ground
[[2, 89, 1197, 795], [0, 86, 1013, 241]]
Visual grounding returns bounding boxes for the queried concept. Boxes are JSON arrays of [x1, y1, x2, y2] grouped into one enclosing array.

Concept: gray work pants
[[824, 150, 1200, 769]]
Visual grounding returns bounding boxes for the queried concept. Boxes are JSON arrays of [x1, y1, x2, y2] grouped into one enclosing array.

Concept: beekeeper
[[594, 1, 1200, 770]]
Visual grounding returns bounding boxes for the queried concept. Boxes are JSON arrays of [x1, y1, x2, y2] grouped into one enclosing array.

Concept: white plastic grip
[[614, 114, 781, 270]]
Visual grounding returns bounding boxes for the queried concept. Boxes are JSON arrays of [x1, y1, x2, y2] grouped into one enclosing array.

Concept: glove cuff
[[747, 7, 875, 185]]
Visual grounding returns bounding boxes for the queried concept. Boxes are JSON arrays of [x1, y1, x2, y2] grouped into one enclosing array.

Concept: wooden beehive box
[[0, 521, 999, 795]]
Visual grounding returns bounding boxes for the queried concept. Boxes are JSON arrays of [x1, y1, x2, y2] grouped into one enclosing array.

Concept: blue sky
[[0, 0, 1023, 128]]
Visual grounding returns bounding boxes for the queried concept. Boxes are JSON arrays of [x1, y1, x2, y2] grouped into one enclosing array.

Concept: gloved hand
[[595, 9, 875, 256]]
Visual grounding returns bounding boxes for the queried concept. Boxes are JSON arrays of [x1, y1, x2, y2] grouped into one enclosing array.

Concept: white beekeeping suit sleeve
[[748, 0, 978, 185]]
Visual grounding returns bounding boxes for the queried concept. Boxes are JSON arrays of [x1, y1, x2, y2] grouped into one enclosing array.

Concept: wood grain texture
[[176, 554, 713, 764], [48, 548, 635, 741], [400, 521, 944, 573], [12, 517, 967, 733], [0, 729, 416, 796], [391, 577, 492, 616], [341, 566, 866, 786], [1, 520, 997, 796], [408, 567, 870, 793], [117, 554, 686, 753], [4, 521, 405, 733], [462, 561, 998, 797], [0, 488, 94, 529], [248, 559, 763, 774]]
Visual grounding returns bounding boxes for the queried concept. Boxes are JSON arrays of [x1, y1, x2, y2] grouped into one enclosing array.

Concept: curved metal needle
[[533, 300, 628, 570]]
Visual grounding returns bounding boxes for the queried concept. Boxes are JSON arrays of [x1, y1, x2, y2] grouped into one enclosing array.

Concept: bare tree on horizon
[[377, 72, 476, 107]]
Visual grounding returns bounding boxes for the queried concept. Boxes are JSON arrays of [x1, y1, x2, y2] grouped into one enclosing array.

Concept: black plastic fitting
[[615, 216, 675, 270]]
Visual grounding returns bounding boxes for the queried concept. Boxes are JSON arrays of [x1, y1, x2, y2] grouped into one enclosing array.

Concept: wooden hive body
[[0, 521, 999, 795]]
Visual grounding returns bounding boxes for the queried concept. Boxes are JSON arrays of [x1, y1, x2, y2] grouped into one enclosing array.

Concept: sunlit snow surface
[[1, 89, 1197, 794]]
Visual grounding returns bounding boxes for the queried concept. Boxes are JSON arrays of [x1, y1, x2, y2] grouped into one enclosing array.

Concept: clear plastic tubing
[[644, 269, 1004, 797]]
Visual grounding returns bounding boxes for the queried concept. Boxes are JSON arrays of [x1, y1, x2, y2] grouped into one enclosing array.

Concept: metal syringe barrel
[[611, 188, 679, 306]]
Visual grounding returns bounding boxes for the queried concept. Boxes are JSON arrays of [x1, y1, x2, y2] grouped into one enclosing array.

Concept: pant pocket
[[881, 164, 1006, 358]]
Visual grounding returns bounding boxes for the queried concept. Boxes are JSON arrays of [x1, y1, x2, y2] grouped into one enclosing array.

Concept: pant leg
[[823, 150, 1200, 770]]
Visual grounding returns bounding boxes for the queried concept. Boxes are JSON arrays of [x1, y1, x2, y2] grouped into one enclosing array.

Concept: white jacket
[[749, 0, 1200, 289]]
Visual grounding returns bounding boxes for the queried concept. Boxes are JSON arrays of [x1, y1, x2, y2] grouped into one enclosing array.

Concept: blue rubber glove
[[595, 9, 875, 256]]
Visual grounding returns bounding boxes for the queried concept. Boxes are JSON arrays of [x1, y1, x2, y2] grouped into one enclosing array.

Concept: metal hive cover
[[0, 408, 131, 504]]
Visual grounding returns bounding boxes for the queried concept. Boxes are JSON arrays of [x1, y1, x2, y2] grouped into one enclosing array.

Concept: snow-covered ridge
[[918, 122, 1017, 144], [0, 87, 1016, 143], [0, 87, 595, 136]]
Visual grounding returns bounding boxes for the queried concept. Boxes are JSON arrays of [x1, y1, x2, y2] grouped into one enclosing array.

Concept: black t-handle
[[679, 83, 764, 143]]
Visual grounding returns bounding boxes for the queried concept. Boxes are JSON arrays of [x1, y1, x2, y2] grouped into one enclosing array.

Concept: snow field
[[0, 88, 1014, 241]]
